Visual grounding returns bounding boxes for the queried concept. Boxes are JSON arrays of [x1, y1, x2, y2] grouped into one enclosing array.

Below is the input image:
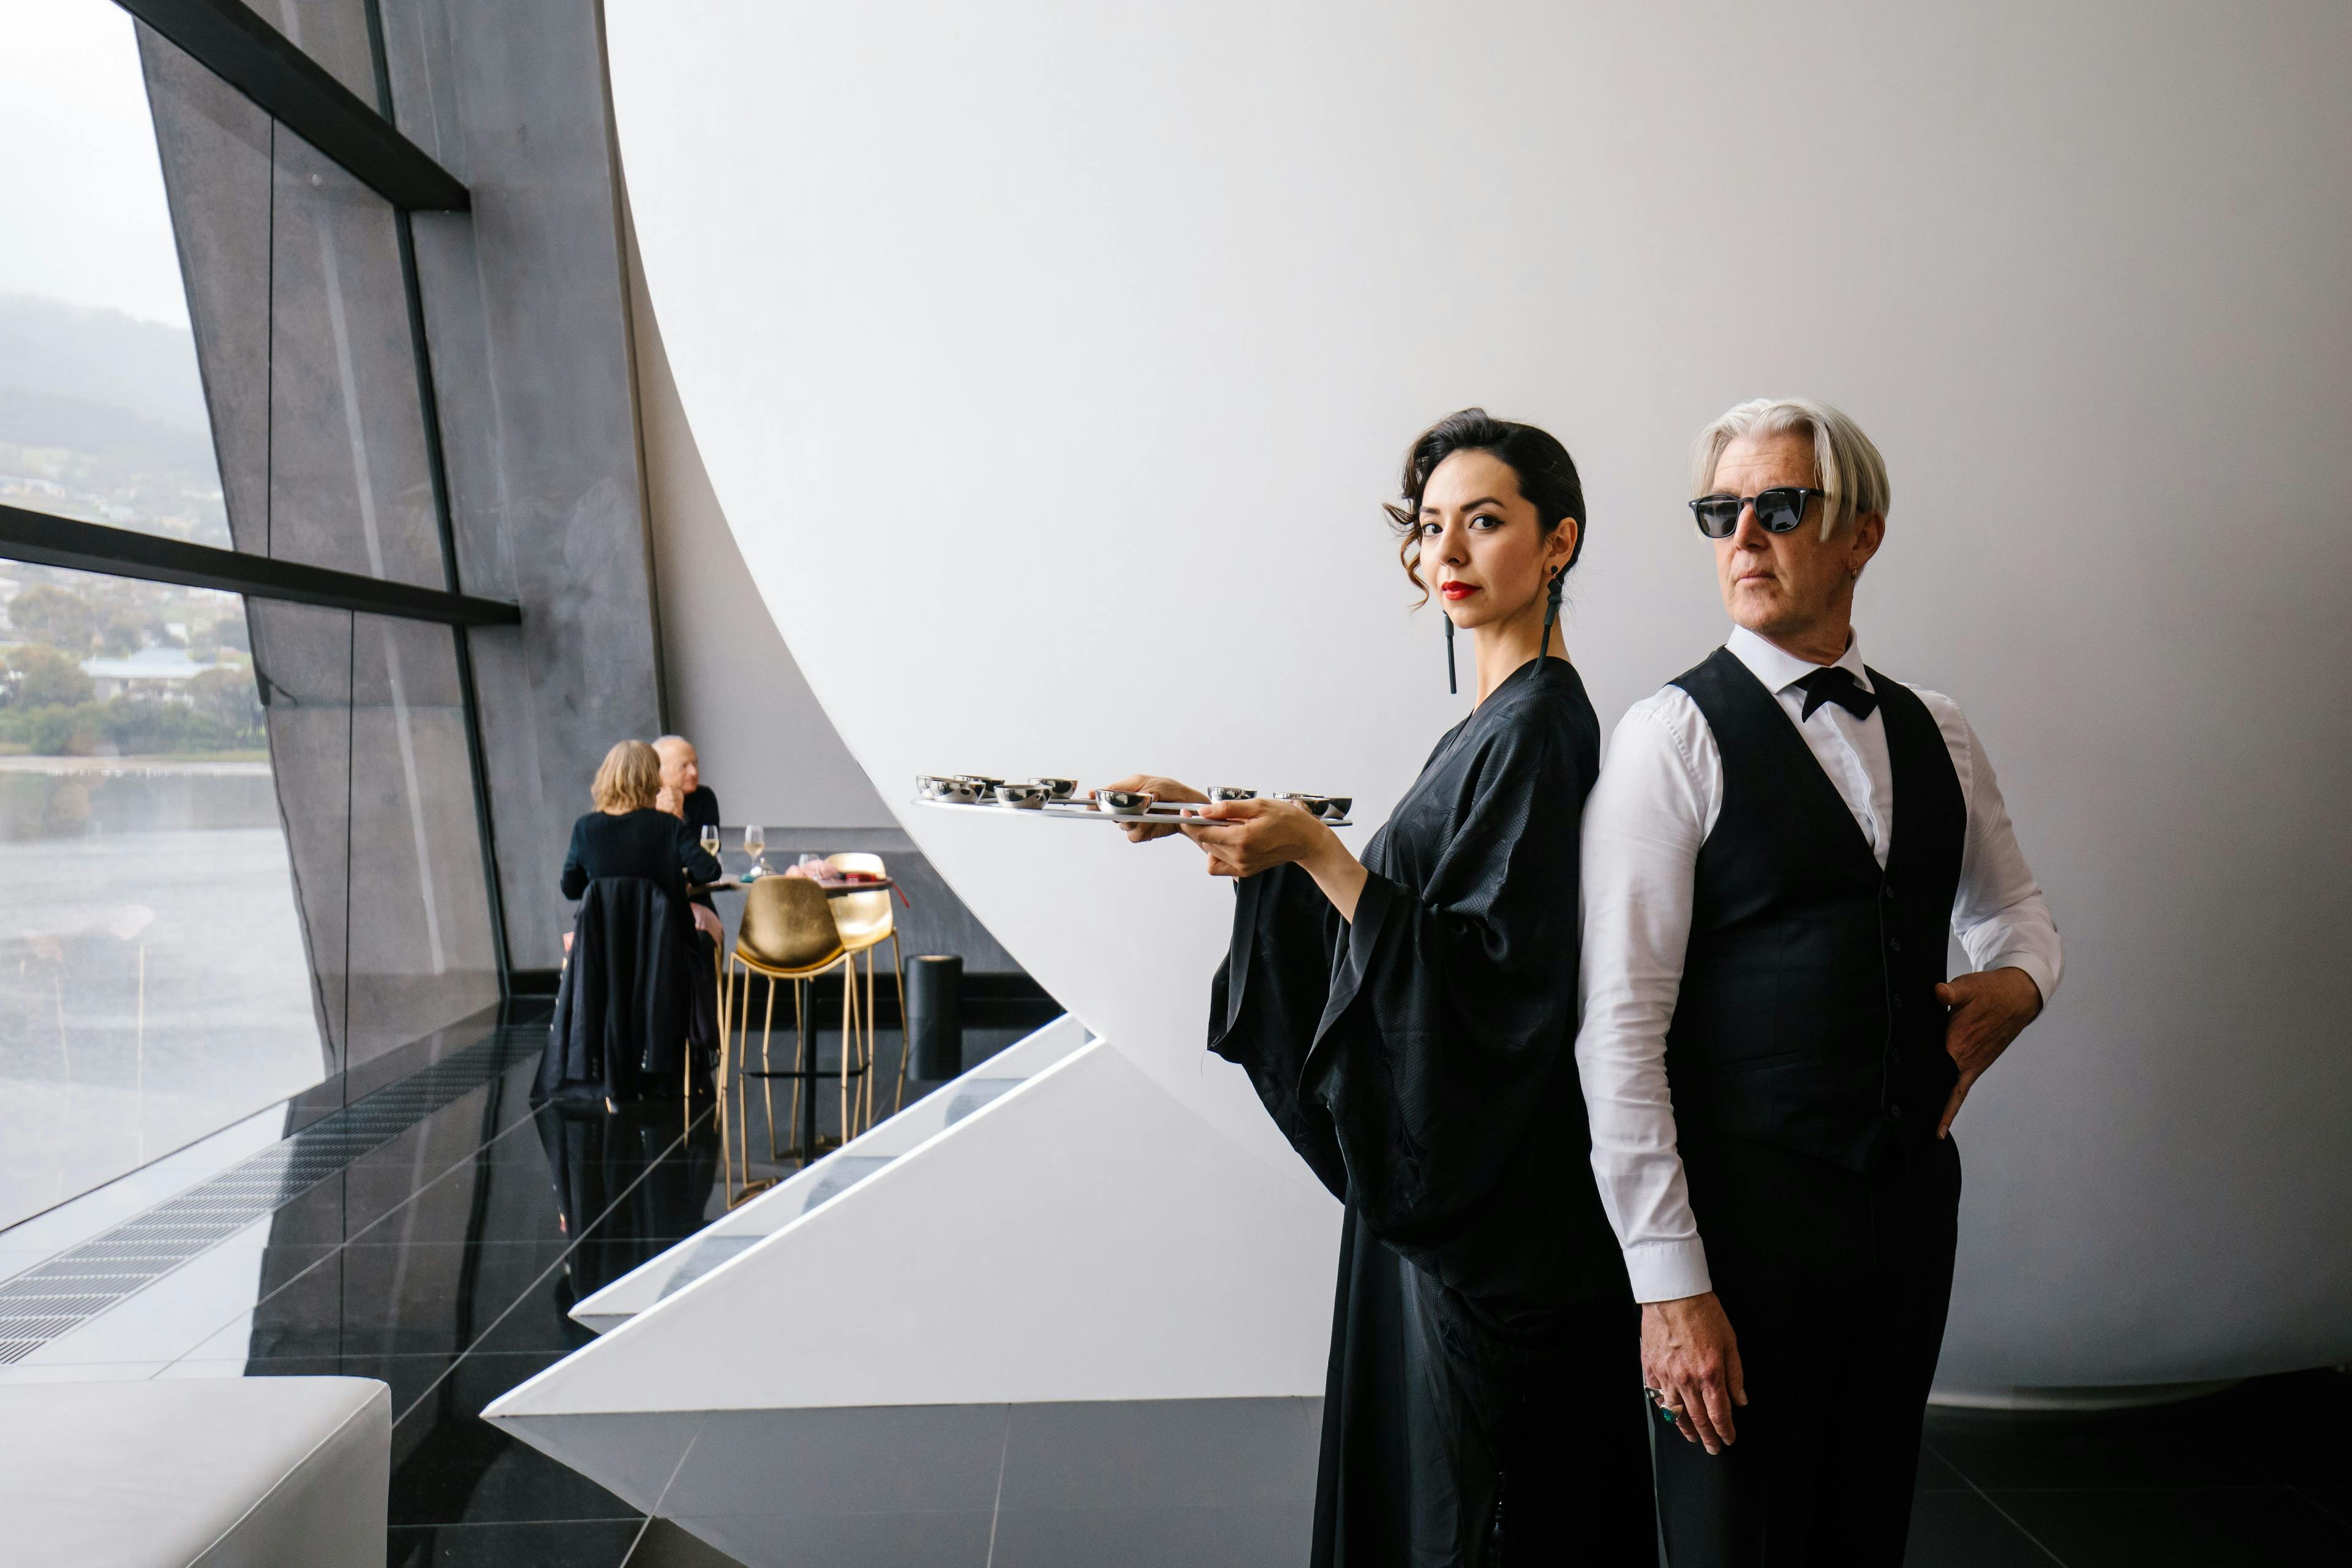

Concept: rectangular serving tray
[[912, 797, 1352, 827]]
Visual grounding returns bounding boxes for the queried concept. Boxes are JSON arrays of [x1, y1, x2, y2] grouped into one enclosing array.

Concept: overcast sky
[[0, 0, 194, 327]]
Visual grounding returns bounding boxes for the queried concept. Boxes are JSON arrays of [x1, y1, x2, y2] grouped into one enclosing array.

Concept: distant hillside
[[0, 383, 216, 476], [0, 292, 211, 434]]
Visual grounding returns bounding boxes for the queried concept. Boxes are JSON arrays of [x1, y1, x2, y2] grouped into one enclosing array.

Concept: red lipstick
[[1440, 582, 1480, 601]]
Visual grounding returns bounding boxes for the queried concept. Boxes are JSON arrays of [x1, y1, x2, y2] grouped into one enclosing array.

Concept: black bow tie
[[1793, 666, 1879, 722]]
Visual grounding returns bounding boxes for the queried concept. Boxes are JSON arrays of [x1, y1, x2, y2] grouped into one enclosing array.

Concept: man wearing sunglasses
[[1574, 398, 2062, 1564]]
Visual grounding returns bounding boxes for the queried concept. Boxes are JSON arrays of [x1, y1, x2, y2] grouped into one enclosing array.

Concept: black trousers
[[1654, 1131, 1961, 1567], [1313, 1205, 1656, 1567]]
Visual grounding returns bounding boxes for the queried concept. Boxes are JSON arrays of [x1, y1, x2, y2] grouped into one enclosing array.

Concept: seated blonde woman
[[561, 741, 724, 945], [543, 741, 723, 1102]]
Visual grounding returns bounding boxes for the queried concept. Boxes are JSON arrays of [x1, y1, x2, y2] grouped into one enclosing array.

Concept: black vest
[[1666, 647, 1966, 1171]]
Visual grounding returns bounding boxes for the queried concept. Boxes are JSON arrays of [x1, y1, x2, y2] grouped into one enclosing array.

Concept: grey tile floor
[[2, 1009, 2343, 1566]]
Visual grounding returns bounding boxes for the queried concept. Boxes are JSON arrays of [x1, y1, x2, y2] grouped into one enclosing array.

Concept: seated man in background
[[656, 734, 725, 1084], [655, 734, 720, 845]]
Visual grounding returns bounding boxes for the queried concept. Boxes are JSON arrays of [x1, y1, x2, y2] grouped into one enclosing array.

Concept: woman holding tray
[[1107, 410, 1649, 1566]]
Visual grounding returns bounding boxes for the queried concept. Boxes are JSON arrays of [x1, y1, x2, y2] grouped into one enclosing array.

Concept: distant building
[[80, 646, 216, 701]]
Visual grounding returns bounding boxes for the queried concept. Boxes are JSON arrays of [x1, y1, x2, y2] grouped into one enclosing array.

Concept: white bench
[[0, 1376, 389, 1567]]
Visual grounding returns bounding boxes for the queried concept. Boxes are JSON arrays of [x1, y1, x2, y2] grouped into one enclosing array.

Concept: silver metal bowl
[[1094, 787, 1155, 816], [1025, 777, 1079, 800], [995, 783, 1050, 809]]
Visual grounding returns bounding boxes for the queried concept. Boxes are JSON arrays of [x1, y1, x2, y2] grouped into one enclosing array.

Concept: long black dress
[[1208, 657, 1653, 1566]]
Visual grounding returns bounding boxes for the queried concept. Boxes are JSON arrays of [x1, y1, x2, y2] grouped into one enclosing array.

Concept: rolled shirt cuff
[[1623, 1238, 1713, 1304], [1983, 949, 2059, 1009]]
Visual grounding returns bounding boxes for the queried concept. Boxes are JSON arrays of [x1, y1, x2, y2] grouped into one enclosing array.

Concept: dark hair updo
[[1382, 408, 1587, 605]]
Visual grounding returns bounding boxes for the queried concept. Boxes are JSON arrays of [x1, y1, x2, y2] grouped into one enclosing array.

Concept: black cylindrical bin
[[907, 954, 964, 1080]]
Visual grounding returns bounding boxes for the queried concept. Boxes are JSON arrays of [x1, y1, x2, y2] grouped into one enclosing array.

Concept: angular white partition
[[570, 1016, 1093, 1335], [484, 1032, 1338, 1562]]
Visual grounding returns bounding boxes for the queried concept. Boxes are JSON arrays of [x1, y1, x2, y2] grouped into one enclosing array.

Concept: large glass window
[[0, 564, 318, 1231], [0, 2, 230, 550], [0, 2, 504, 1227], [0, 6, 323, 1228]]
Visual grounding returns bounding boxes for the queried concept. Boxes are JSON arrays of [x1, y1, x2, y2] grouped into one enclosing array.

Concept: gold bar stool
[[824, 852, 907, 1134], [719, 876, 862, 1204]]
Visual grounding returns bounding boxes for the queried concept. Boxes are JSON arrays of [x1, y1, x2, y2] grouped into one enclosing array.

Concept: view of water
[[0, 758, 322, 1231]]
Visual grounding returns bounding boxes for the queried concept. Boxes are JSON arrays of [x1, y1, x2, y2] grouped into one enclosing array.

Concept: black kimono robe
[[1208, 657, 1652, 1566]]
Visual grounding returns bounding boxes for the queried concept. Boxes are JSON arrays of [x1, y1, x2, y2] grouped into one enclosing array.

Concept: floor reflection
[[201, 1022, 736, 1560], [228, 1036, 728, 1558], [538, 1096, 721, 1328]]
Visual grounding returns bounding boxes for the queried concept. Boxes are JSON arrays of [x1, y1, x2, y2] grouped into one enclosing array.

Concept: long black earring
[[1444, 612, 1457, 695], [1540, 568, 1564, 662]]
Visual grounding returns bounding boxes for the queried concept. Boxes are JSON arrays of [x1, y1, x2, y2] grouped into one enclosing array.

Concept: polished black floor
[[1909, 1376, 2350, 1566], [1, 1011, 2344, 1566]]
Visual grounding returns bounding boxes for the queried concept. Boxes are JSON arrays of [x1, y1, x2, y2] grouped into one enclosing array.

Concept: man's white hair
[[654, 734, 692, 750], [1691, 398, 1890, 540]]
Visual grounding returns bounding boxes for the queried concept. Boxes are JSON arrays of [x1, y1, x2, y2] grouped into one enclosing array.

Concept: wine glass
[[699, 823, 720, 864], [744, 824, 766, 876]]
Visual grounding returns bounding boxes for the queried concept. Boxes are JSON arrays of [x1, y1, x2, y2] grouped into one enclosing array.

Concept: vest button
[[1889, 937, 1902, 952], [1889, 1104, 1904, 1118], [1883, 883, 1897, 899], [1891, 995, 1904, 1011]]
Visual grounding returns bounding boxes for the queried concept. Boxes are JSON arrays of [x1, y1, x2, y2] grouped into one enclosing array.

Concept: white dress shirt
[[1574, 626, 2062, 1303]]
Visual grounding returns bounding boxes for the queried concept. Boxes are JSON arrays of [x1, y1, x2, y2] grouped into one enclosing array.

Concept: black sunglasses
[[1689, 486, 1830, 539]]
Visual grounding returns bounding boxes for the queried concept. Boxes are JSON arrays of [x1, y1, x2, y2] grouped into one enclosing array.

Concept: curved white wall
[[606, 0, 2352, 1395], [624, 203, 900, 832]]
